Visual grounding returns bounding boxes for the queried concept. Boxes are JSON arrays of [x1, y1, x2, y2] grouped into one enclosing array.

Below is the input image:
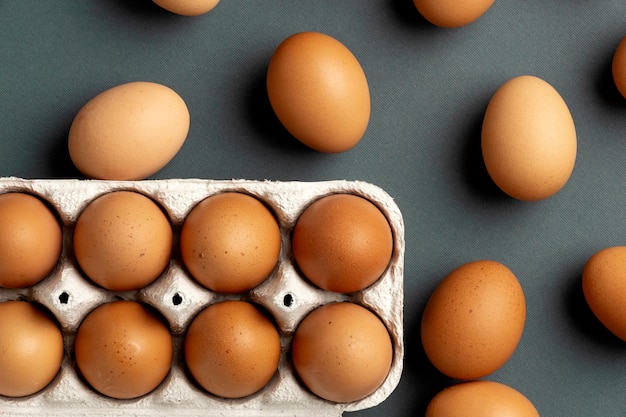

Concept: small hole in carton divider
[[172, 292, 183, 306], [283, 293, 294, 308], [58, 292, 70, 304]]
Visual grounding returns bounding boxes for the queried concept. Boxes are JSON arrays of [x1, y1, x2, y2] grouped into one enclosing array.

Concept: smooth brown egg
[[73, 191, 173, 291], [184, 300, 281, 399], [0, 193, 62, 288], [292, 193, 393, 293], [0, 301, 64, 397], [421, 260, 526, 380], [413, 0, 496, 28], [482, 75, 577, 201], [266, 31, 370, 153], [292, 302, 393, 403], [426, 380, 539, 417], [74, 300, 173, 399], [180, 192, 281, 293], [68, 81, 189, 180], [152, 0, 219, 16], [612, 36, 626, 98], [582, 246, 626, 342]]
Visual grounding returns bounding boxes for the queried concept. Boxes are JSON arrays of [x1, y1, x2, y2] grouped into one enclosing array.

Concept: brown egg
[[421, 260, 526, 380], [582, 246, 626, 341], [73, 191, 172, 291], [0, 193, 62, 288], [184, 300, 281, 398], [426, 380, 539, 417], [292, 193, 393, 293], [612, 36, 626, 98], [74, 300, 173, 399], [482, 75, 577, 201], [68, 81, 189, 180], [292, 302, 393, 403], [152, 0, 219, 16], [0, 301, 64, 397], [413, 0, 496, 28], [180, 192, 281, 293], [266, 31, 370, 153]]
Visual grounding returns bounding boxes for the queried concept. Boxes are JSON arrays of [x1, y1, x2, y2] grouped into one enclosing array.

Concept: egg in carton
[[0, 177, 404, 417]]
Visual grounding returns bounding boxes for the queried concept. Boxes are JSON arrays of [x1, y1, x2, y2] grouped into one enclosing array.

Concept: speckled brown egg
[[0, 192, 62, 289], [292, 193, 393, 293], [582, 246, 626, 342], [266, 31, 370, 153], [74, 300, 173, 399], [421, 260, 526, 380], [612, 36, 626, 99], [291, 302, 393, 403], [0, 301, 64, 397], [413, 0, 496, 28], [73, 191, 173, 291], [184, 300, 281, 399], [180, 192, 281, 293], [426, 380, 539, 417]]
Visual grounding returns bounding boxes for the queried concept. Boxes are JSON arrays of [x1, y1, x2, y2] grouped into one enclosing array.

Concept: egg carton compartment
[[0, 177, 404, 417]]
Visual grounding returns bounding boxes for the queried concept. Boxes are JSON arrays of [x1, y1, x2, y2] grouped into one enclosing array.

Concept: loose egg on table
[[612, 36, 626, 99], [413, 0, 497, 28], [151, 0, 220, 16]]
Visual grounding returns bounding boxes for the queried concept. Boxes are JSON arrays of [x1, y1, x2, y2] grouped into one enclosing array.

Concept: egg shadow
[[595, 54, 626, 109], [45, 134, 83, 179], [388, 0, 438, 30]]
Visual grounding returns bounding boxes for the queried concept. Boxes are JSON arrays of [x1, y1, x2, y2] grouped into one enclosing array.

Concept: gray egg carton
[[0, 177, 404, 417]]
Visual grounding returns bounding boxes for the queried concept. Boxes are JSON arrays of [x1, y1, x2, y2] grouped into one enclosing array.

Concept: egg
[[292, 193, 393, 293], [68, 81, 189, 180], [291, 302, 393, 403], [421, 260, 526, 380], [180, 192, 281, 293], [151, 0, 219, 16], [73, 191, 173, 291], [481, 75, 577, 201], [184, 300, 281, 399], [582, 246, 626, 342], [74, 300, 173, 399], [426, 380, 539, 417], [0, 301, 64, 397], [612, 36, 626, 98], [413, 0, 496, 28], [266, 31, 370, 153], [0, 192, 62, 289]]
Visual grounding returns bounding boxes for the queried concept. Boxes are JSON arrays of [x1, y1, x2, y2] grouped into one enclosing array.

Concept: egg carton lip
[[0, 177, 404, 417]]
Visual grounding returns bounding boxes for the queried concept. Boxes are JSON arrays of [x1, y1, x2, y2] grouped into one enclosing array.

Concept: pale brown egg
[[74, 300, 173, 399], [612, 36, 626, 98], [481, 75, 577, 201], [292, 302, 393, 403], [68, 81, 189, 180], [582, 246, 626, 342], [413, 0, 496, 28], [184, 300, 281, 399], [426, 380, 539, 417], [180, 192, 281, 293], [266, 31, 370, 153], [152, 0, 219, 16], [0, 301, 64, 397], [0, 193, 62, 288], [73, 191, 173, 291], [421, 260, 526, 380], [292, 193, 393, 293]]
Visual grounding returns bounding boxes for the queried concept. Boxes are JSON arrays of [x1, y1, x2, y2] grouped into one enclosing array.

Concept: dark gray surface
[[1, 1, 626, 415]]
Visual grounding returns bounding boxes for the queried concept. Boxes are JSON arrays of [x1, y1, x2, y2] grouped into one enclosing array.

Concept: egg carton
[[0, 177, 404, 417]]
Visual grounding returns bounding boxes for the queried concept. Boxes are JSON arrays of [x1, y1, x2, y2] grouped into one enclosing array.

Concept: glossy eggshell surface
[[413, 0, 496, 28], [481, 75, 577, 201]]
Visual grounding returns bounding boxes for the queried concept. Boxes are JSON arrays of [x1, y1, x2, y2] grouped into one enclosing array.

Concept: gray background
[[1, 1, 625, 415]]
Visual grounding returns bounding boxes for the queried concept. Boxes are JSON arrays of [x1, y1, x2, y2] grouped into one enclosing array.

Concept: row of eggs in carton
[[0, 177, 404, 417]]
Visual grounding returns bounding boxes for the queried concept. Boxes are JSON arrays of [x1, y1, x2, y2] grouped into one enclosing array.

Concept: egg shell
[[421, 260, 526, 380], [426, 380, 539, 417], [266, 32, 370, 153], [481, 75, 577, 201], [0, 177, 404, 417], [612, 36, 626, 99], [413, 0, 496, 28], [582, 246, 626, 342], [68, 81, 190, 181], [151, 0, 219, 16]]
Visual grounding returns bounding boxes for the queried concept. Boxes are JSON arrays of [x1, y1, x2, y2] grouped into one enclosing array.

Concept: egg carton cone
[[0, 177, 404, 417]]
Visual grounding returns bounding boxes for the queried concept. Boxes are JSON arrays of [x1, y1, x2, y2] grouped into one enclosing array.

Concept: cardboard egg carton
[[0, 177, 404, 417]]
